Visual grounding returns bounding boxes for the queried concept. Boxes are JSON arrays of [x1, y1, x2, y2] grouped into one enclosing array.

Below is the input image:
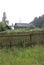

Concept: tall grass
[[0, 45, 44, 65]]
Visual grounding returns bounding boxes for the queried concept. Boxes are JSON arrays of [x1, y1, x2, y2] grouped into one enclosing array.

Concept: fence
[[0, 31, 44, 48]]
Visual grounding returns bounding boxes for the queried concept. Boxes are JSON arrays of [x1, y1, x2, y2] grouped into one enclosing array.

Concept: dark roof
[[15, 23, 30, 27]]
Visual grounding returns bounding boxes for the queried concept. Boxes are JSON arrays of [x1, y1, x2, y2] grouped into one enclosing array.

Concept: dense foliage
[[30, 15, 44, 28], [0, 21, 11, 32], [0, 21, 6, 31], [4, 28, 44, 33]]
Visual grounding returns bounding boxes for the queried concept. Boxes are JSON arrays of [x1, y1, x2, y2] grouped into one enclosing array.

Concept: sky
[[0, 0, 44, 25]]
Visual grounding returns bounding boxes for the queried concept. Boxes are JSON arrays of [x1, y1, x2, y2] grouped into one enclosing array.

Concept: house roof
[[15, 23, 30, 27]]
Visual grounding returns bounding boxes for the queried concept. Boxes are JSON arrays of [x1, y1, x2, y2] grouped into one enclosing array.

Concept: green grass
[[0, 27, 44, 33], [0, 45, 44, 65], [5, 28, 44, 33]]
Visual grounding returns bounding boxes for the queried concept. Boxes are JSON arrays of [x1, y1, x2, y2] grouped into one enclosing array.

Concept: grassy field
[[0, 45, 44, 65]]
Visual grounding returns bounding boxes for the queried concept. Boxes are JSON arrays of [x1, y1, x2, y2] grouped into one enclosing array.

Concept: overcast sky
[[0, 0, 44, 25]]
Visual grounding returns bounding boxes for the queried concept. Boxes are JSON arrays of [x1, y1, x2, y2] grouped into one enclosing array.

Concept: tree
[[30, 15, 44, 28], [2, 12, 6, 22], [0, 21, 6, 31], [2, 12, 9, 25]]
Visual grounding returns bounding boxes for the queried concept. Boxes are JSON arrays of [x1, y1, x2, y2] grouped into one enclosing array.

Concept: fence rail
[[0, 31, 44, 48]]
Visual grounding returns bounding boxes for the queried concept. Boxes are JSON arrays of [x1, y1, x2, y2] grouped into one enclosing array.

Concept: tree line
[[30, 15, 44, 28], [0, 12, 44, 32]]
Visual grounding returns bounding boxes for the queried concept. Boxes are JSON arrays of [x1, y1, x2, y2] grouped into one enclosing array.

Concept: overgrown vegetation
[[0, 21, 6, 31], [0, 45, 44, 65], [2, 27, 44, 33]]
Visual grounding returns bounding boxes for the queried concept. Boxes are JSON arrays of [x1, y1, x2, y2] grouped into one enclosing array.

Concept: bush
[[0, 21, 6, 31]]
